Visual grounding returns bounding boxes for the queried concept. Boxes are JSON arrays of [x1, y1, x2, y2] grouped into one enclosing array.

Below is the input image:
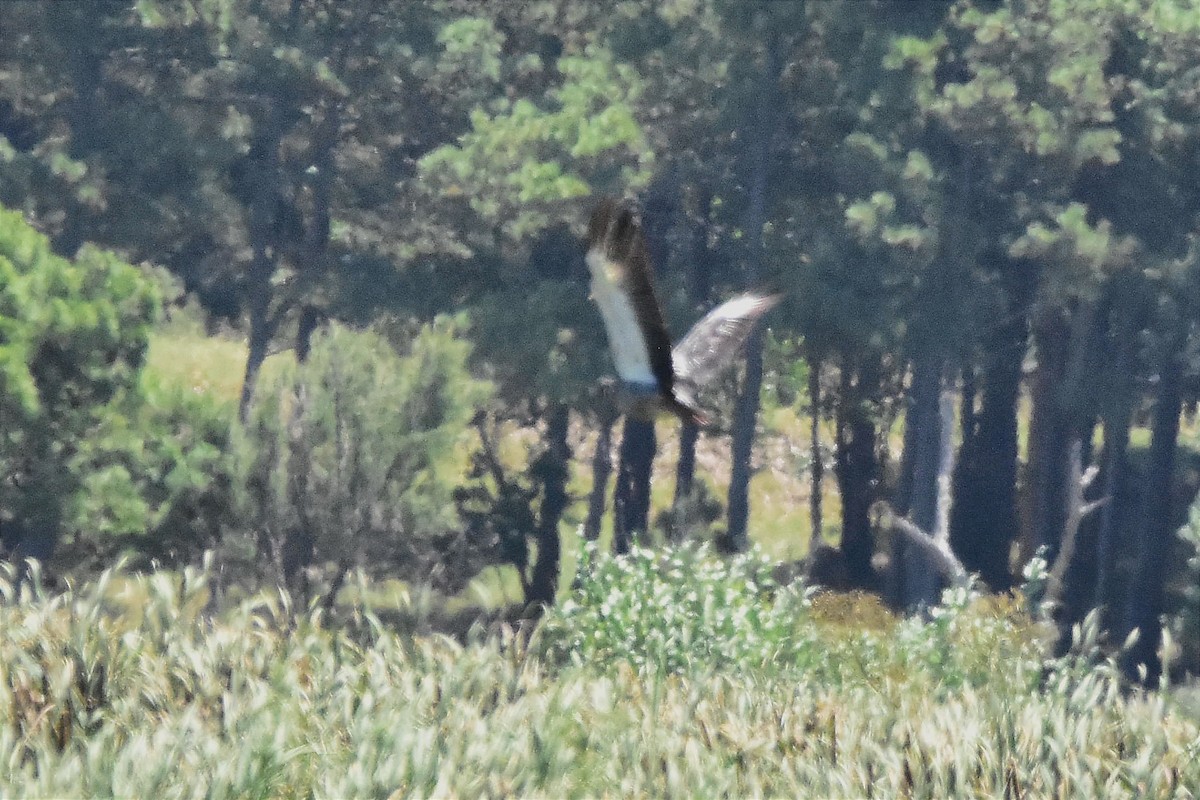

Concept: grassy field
[[2, 549, 1198, 798]]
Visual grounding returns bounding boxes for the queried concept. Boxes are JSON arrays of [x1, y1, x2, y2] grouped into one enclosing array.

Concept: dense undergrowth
[[1, 547, 1197, 799]]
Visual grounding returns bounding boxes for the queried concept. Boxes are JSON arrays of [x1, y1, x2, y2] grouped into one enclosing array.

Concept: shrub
[[539, 542, 816, 675], [0, 204, 160, 561], [57, 368, 234, 570], [228, 317, 491, 597], [540, 542, 1044, 698]]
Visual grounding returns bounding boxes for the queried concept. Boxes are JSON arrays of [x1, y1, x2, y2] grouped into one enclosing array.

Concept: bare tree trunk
[[528, 403, 570, 605], [950, 254, 1031, 591], [613, 417, 655, 554], [835, 359, 880, 588], [675, 187, 714, 514], [238, 115, 283, 422], [584, 405, 618, 542], [726, 31, 779, 552], [1095, 408, 1130, 616], [1044, 439, 1105, 621], [808, 356, 824, 552], [1095, 290, 1140, 625], [1024, 311, 1073, 565], [1123, 331, 1184, 684], [892, 363, 959, 609]]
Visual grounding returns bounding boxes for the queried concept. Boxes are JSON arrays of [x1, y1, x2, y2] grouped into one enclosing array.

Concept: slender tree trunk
[[891, 359, 951, 609], [240, 265, 274, 422], [674, 188, 713, 511], [238, 117, 283, 422], [835, 359, 879, 588], [673, 421, 699, 503], [896, 358, 939, 519], [726, 32, 778, 551], [1023, 311, 1074, 564], [727, 332, 765, 551], [1096, 292, 1140, 624], [1095, 408, 1130, 617], [613, 417, 656, 554], [584, 404, 618, 541], [808, 356, 824, 551], [1023, 300, 1103, 575], [1124, 333, 1184, 683], [528, 404, 570, 605]]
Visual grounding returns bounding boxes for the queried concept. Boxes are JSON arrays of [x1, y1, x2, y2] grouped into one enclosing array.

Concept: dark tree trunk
[[673, 187, 714, 511], [1024, 311, 1074, 564], [727, 331, 765, 551], [835, 359, 880, 588], [584, 404, 618, 541], [1095, 408, 1130, 617], [808, 356, 824, 550], [238, 117, 283, 422], [950, 252, 1034, 591], [906, 360, 946, 538], [896, 358, 938, 519], [239, 264, 274, 422], [528, 404, 571, 606], [1123, 334, 1184, 683], [1095, 290, 1141, 625], [726, 32, 778, 551], [1024, 301, 1103, 575], [673, 421, 699, 504], [295, 305, 322, 364], [613, 417, 656, 554]]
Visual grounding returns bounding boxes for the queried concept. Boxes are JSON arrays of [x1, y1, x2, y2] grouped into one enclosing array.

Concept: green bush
[[58, 368, 234, 570], [228, 317, 491, 596], [0, 204, 160, 560], [540, 543, 1043, 695], [540, 542, 814, 675]]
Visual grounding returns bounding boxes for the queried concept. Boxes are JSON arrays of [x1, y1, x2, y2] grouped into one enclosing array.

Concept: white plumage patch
[[585, 248, 658, 387]]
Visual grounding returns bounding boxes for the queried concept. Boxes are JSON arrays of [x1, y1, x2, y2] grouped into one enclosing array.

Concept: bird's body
[[585, 197, 779, 424]]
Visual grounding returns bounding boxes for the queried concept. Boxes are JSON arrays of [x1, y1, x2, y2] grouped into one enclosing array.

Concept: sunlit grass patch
[[145, 313, 294, 404]]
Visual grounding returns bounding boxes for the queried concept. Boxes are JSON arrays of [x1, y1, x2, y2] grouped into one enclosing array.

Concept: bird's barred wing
[[672, 293, 781, 388]]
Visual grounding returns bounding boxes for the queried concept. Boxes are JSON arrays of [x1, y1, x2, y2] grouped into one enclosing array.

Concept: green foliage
[[540, 543, 1043, 697], [419, 22, 655, 239], [0, 205, 160, 555], [228, 319, 491, 590], [1, 562, 1197, 798], [60, 369, 234, 569], [542, 543, 812, 674]]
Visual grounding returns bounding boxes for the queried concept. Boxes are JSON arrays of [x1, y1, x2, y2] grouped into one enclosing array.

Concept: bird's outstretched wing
[[672, 293, 781, 389], [585, 198, 675, 394]]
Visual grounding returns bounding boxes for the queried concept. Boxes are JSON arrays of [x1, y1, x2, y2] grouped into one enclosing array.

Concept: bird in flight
[[585, 197, 780, 425]]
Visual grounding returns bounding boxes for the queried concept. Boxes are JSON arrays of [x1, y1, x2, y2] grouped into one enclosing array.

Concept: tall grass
[[1, 549, 1196, 798]]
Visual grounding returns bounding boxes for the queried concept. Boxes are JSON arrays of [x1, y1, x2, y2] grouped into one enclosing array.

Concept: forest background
[[2, 0, 1200, 688]]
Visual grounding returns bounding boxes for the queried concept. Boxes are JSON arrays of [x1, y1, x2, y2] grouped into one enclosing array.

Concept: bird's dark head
[[586, 197, 639, 257]]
